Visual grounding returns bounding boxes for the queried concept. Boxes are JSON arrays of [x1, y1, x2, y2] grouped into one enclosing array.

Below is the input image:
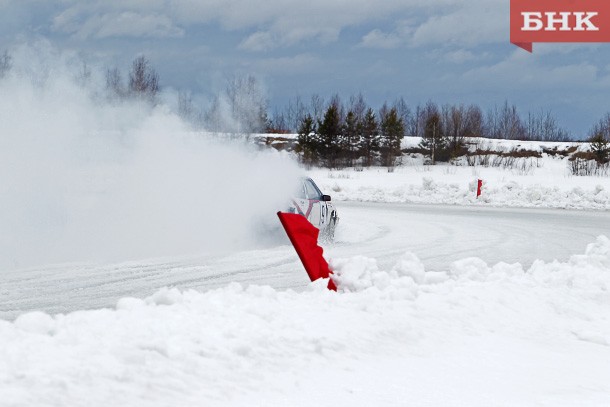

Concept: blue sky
[[1, 0, 610, 136]]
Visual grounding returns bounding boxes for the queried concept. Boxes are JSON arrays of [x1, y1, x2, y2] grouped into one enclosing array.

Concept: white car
[[288, 177, 339, 239]]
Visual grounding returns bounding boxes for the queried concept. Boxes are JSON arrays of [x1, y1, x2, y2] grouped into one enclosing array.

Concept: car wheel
[[325, 214, 338, 242]]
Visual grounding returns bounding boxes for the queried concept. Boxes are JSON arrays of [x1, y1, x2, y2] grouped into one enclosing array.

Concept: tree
[[75, 61, 92, 88], [267, 109, 290, 134], [225, 74, 268, 134], [341, 111, 359, 167], [443, 104, 481, 158], [310, 94, 325, 124], [348, 93, 368, 124], [589, 132, 609, 163], [359, 108, 380, 167], [296, 115, 318, 166], [0, 50, 11, 79], [419, 103, 448, 164], [525, 109, 571, 141], [178, 91, 200, 126], [409, 104, 424, 138], [485, 101, 525, 140], [128, 56, 160, 103], [393, 97, 412, 134], [379, 107, 405, 167], [285, 95, 307, 133], [106, 67, 125, 100], [317, 103, 343, 168], [204, 95, 227, 132], [588, 113, 610, 163]]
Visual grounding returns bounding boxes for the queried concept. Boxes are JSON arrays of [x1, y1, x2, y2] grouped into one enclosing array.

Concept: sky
[[1, 0, 610, 137]]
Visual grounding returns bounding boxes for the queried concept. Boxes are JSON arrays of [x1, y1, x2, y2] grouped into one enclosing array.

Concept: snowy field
[[309, 139, 610, 211]]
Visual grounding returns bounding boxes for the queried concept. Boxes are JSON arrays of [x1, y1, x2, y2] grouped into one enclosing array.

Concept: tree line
[[1, 49, 607, 168], [286, 97, 580, 168]]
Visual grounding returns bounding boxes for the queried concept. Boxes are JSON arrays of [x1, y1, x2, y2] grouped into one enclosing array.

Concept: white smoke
[[0, 43, 301, 270]]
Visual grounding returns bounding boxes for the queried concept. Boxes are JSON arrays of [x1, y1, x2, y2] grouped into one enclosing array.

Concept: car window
[[305, 179, 322, 200], [295, 182, 307, 199]]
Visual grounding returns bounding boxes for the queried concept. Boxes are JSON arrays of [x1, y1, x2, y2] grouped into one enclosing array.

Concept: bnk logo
[[510, 0, 610, 52]]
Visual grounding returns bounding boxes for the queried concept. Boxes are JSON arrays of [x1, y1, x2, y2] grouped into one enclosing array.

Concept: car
[[288, 177, 339, 239]]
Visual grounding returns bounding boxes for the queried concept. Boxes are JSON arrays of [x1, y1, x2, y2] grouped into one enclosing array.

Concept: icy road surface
[[1, 202, 608, 320]]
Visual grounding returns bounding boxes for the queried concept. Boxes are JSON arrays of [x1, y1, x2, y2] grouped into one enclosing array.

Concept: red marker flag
[[277, 212, 337, 291], [510, 0, 610, 52]]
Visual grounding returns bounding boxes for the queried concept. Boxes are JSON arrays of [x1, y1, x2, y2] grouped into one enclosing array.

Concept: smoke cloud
[[0, 43, 301, 270]]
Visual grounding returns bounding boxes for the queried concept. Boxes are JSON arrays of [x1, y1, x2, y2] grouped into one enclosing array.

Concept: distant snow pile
[[2, 236, 610, 406]]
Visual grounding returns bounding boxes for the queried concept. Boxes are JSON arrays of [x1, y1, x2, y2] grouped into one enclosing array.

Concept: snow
[[309, 139, 610, 210], [1, 119, 609, 404], [2, 236, 609, 406]]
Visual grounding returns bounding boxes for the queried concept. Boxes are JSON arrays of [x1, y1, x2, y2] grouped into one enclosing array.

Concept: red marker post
[[477, 179, 483, 198], [510, 0, 610, 52]]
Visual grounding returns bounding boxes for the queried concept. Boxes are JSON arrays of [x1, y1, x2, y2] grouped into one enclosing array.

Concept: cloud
[[239, 31, 275, 52], [444, 49, 477, 63], [53, 11, 184, 39], [251, 53, 323, 75], [410, 2, 506, 47], [461, 50, 603, 90], [360, 29, 403, 49], [49, 0, 506, 49]]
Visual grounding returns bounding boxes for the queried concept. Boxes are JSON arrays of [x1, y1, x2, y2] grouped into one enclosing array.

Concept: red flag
[[277, 212, 337, 291]]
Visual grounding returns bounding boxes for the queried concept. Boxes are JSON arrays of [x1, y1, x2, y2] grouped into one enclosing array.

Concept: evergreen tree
[[359, 108, 380, 167], [342, 111, 359, 167], [379, 107, 405, 167], [419, 111, 449, 164], [296, 115, 318, 166], [317, 104, 342, 168], [590, 132, 609, 163]]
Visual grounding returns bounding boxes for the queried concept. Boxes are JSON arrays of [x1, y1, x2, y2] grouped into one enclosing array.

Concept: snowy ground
[[2, 200, 610, 406], [3, 202, 608, 319], [309, 138, 610, 210], [2, 235, 609, 406], [2, 133, 610, 405]]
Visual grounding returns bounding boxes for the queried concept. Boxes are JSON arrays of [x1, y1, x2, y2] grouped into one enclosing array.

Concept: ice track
[[1, 202, 609, 320]]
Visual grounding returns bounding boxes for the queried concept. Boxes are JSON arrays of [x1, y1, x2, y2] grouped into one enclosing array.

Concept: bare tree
[[590, 113, 610, 140], [485, 101, 525, 140], [464, 104, 483, 137], [348, 93, 368, 124], [178, 90, 200, 126], [525, 109, 571, 141], [106, 67, 125, 100], [285, 95, 307, 132], [0, 50, 12, 79], [224, 74, 268, 134], [204, 95, 226, 132], [310, 94, 325, 124], [393, 97, 412, 135], [409, 104, 424, 138], [75, 61, 92, 88], [128, 56, 160, 103], [268, 108, 290, 133]]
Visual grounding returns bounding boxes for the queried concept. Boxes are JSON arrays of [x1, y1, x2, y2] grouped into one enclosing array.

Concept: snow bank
[[310, 162, 610, 210], [2, 237, 610, 406]]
